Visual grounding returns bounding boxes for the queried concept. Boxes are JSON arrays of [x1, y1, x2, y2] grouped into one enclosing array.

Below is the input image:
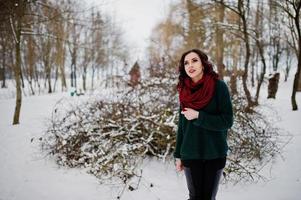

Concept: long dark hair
[[177, 49, 219, 91]]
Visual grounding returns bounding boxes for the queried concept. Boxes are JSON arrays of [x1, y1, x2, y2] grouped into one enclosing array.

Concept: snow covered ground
[[0, 78, 300, 200]]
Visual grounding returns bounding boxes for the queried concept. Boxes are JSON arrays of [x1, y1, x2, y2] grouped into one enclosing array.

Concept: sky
[[85, 0, 178, 60]]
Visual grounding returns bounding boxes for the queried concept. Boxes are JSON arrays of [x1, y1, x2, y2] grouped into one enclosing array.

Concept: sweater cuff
[[173, 152, 181, 159], [193, 110, 205, 126]]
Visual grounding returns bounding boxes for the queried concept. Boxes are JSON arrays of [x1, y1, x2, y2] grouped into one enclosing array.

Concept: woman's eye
[[192, 59, 198, 62], [184, 61, 188, 65]]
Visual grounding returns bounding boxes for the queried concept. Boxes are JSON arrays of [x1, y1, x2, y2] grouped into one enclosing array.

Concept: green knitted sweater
[[174, 79, 233, 160]]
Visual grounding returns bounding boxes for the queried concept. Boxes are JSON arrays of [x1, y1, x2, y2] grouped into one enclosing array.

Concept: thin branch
[[9, 16, 18, 43]]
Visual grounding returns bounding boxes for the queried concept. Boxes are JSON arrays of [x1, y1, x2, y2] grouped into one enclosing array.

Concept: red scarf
[[179, 74, 216, 110]]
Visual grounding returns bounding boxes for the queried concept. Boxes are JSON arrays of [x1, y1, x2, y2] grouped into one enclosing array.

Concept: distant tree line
[[0, 0, 128, 124]]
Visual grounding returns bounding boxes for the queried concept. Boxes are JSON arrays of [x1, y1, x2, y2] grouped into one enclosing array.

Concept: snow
[[0, 77, 301, 200], [219, 79, 301, 200]]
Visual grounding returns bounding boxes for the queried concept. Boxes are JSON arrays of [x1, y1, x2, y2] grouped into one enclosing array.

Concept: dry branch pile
[[42, 77, 178, 183]]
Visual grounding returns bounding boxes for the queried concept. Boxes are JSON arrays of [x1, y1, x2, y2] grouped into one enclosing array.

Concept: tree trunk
[[28, 78, 35, 95], [186, 0, 206, 49], [297, 72, 301, 91], [53, 64, 59, 93], [1, 67, 5, 88], [45, 39, 52, 94], [240, 1, 254, 110], [284, 45, 291, 82], [57, 40, 67, 91], [254, 0, 266, 105], [241, 23, 253, 109], [59, 51, 67, 91], [70, 42, 77, 89], [83, 66, 87, 91], [60, 63, 67, 91], [272, 39, 281, 72], [34, 57, 41, 94], [13, 12, 22, 125], [255, 47, 267, 104], [70, 57, 76, 88], [284, 65, 290, 82], [291, 42, 301, 110], [230, 40, 240, 95], [55, 20, 67, 92], [55, 38, 66, 91], [1, 41, 6, 88], [215, 1, 225, 79], [27, 35, 35, 94], [47, 65, 52, 93], [91, 65, 95, 90], [20, 66, 24, 89], [250, 47, 256, 87], [70, 65, 74, 87], [268, 72, 280, 99], [291, 2, 301, 111]]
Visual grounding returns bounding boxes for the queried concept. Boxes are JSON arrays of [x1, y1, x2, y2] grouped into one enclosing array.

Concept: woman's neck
[[192, 74, 203, 83]]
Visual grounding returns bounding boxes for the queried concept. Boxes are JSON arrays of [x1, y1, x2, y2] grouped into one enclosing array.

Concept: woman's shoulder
[[216, 79, 228, 90], [215, 79, 231, 99]]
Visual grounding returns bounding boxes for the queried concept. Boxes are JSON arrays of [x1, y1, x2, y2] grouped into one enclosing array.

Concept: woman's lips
[[189, 69, 196, 73]]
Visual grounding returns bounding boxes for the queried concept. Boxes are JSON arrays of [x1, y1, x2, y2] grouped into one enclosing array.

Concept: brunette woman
[[174, 49, 233, 200]]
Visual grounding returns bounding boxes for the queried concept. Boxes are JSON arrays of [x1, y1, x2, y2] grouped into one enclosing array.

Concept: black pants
[[182, 157, 226, 200]]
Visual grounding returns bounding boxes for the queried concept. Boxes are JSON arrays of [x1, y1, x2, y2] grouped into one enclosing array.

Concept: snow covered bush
[[225, 95, 282, 182], [42, 77, 179, 183], [42, 76, 281, 185]]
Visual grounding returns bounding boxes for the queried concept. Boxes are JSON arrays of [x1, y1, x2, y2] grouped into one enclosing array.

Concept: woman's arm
[[174, 108, 183, 158], [193, 80, 233, 131]]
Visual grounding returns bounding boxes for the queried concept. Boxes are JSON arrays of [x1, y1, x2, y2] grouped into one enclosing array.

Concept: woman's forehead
[[185, 52, 199, 60]]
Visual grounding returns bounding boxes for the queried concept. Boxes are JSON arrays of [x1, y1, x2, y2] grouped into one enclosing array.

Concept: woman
[[174, 49, 233, 200]]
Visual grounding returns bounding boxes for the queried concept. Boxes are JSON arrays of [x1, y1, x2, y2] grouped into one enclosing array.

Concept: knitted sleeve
[[193, 80, 233, 131], [173, 108, 183, 158]]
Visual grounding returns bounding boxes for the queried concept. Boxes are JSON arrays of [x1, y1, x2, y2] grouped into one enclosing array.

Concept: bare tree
[[24, 34, 37, 95], [0, 25, 13, 88], [6, 0, 27, 124], [147, 2, 192, 77], [41, 34, 53, 93], [81, 29, 91, 91], [91, 11, 106, 90], [215, 0, 255, 110], [185, 0, 206, 50], [214, 0, 226, 79], [53, 4, 68, 92], [236, 0, 254, 109], [284, 42, 293, 82], [268, 1, 283, 73], [273, 0, 301, 110], [67, 16, 82, 89], [254, 0, 267, 105]]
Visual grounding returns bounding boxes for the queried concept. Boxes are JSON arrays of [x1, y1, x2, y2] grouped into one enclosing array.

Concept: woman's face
[[184, 52, 204, 82]]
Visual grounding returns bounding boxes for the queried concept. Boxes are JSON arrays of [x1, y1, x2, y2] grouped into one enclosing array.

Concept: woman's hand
[[176, 159, 184, 172], [181, 108, 199, 120]]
